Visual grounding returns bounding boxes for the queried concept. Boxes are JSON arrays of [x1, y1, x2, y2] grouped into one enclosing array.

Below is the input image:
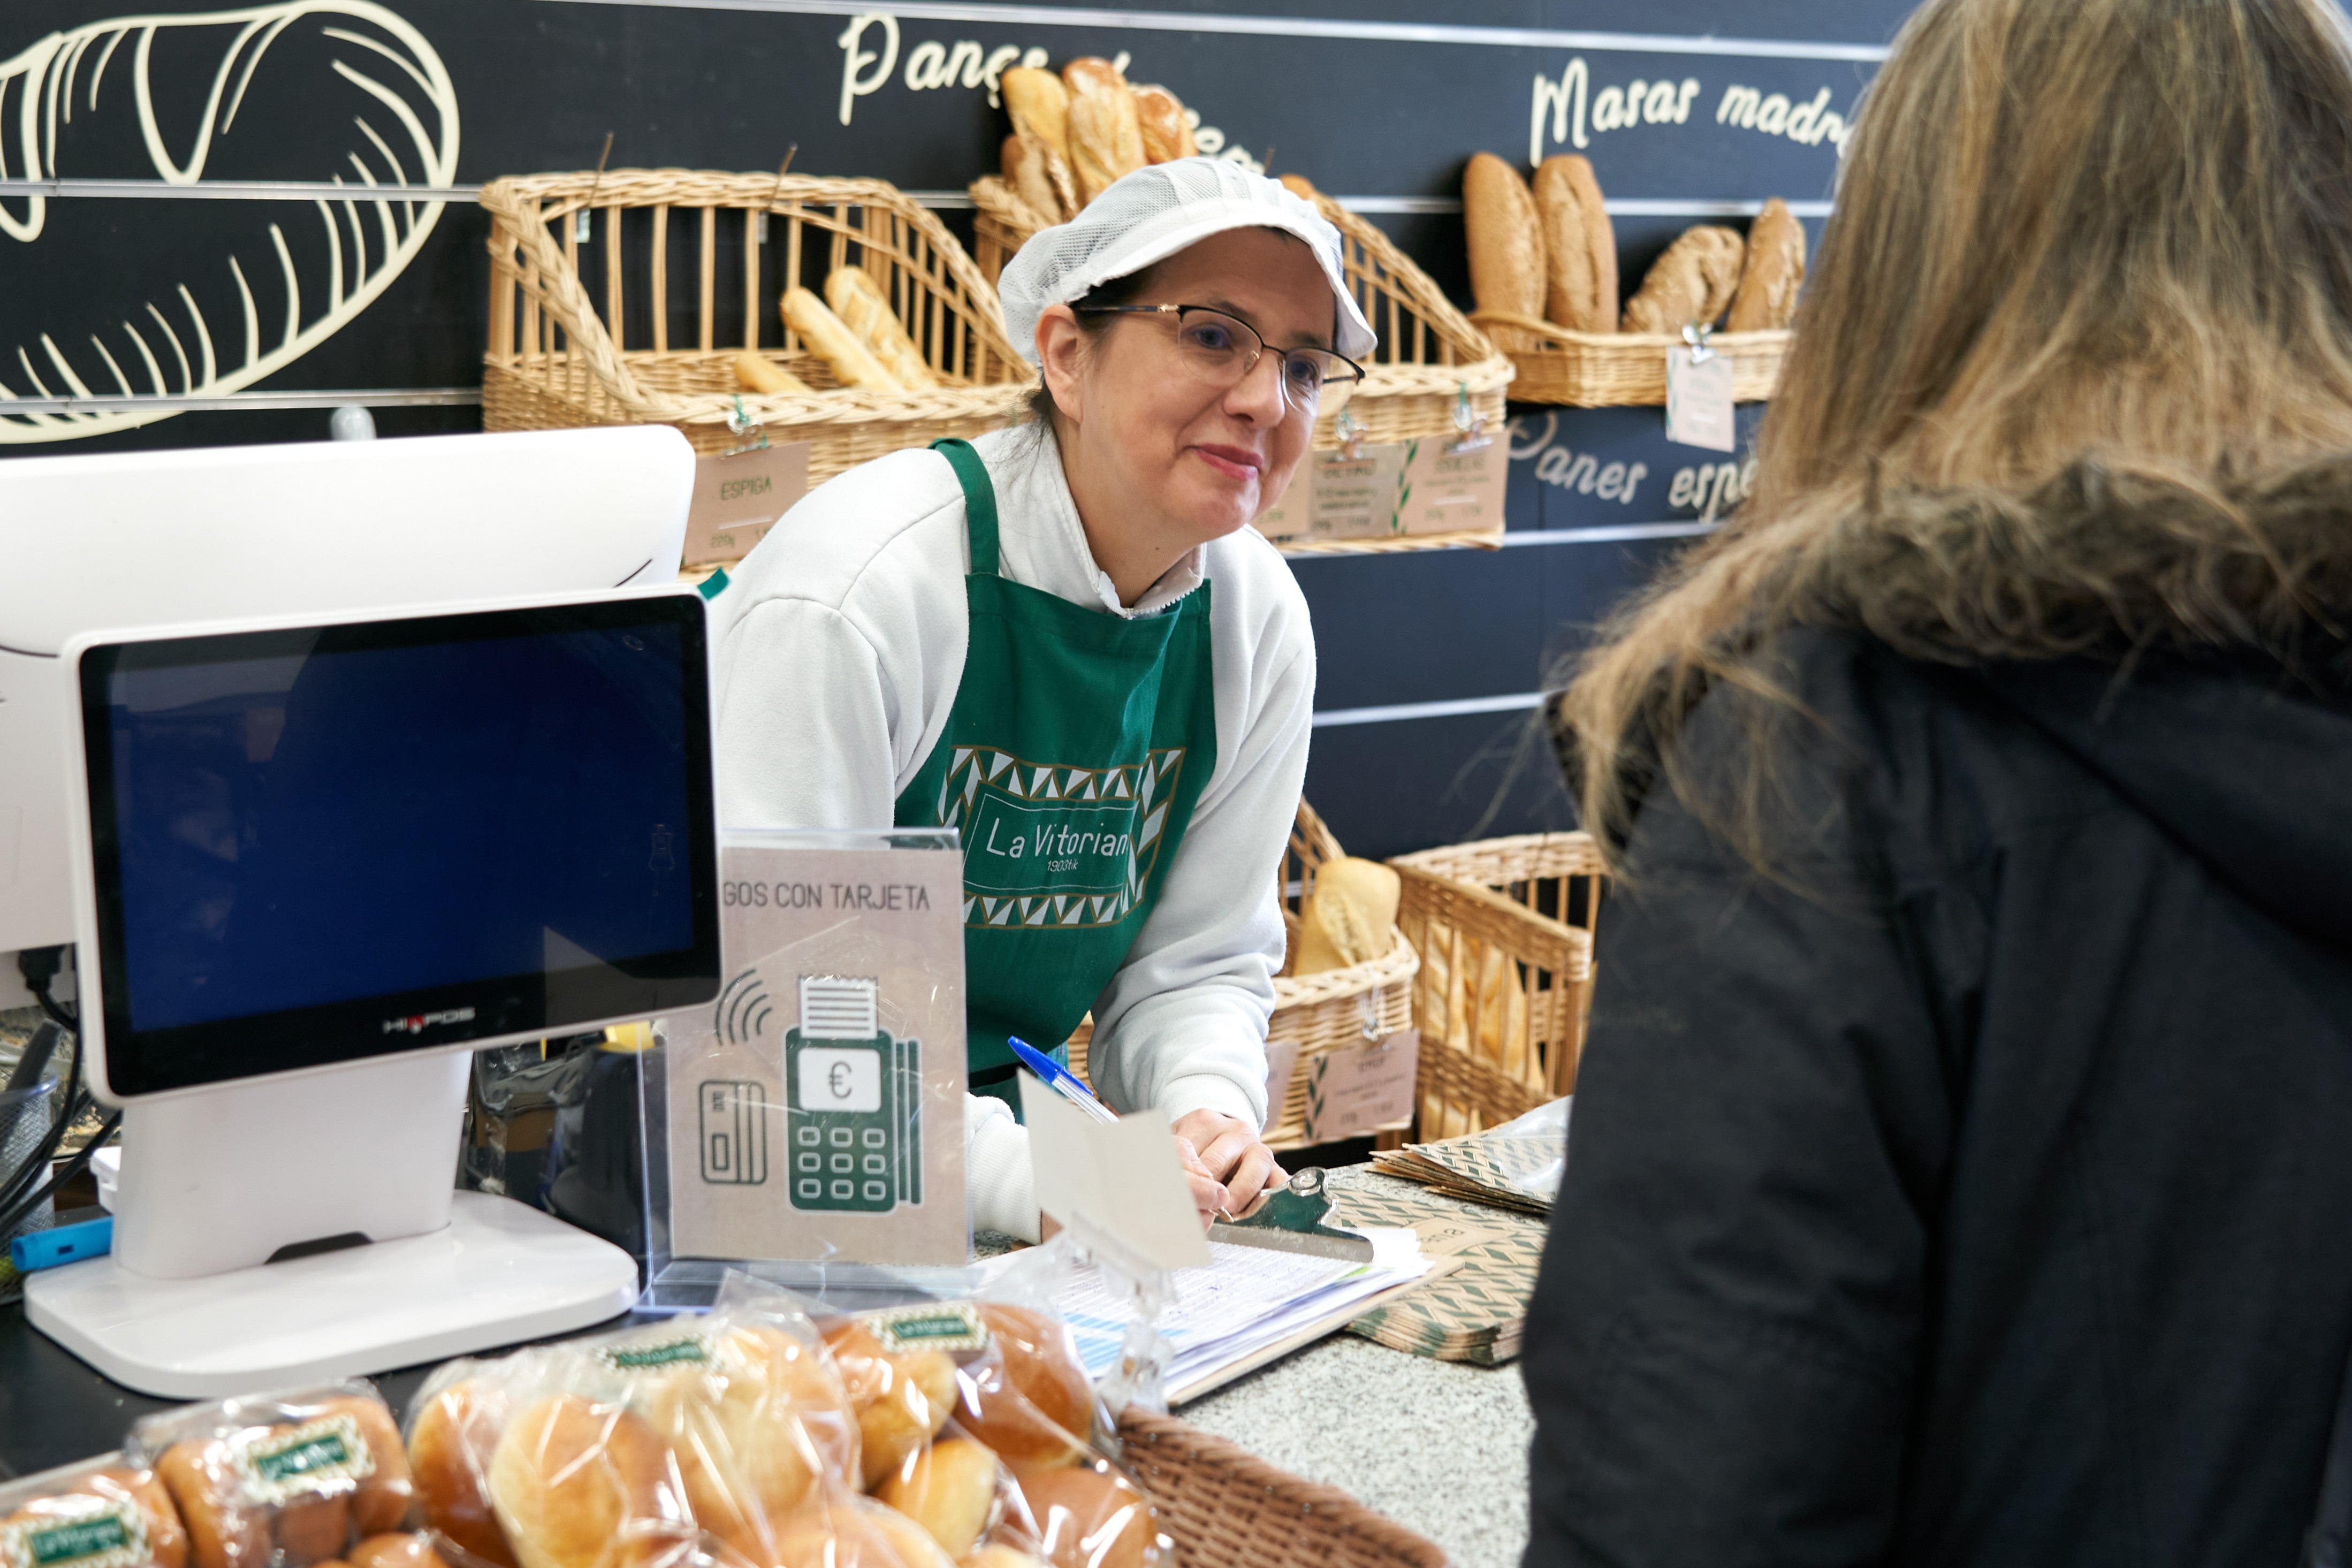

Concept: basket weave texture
[[479, 170, 1029, 481], [968, 174, 1514, 555], [1389, 832, 1605, 1139], [1067, 801, 1419, 1150], [1117, 1409, 1449, 1568], [1469, 310, 1788, 407]]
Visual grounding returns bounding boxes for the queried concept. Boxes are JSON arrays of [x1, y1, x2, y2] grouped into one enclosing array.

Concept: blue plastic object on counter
[[11, 1215, 111, 1273]]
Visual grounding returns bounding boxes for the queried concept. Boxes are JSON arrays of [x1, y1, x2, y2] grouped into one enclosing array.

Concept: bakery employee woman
[[709, 161, 1375, 1242]]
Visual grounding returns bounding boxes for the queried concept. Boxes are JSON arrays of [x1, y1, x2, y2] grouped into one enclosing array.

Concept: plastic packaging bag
[[404, 1301, 858, 1568], [0, 1465, 189, 1568], [123, 1384, 414, 1568], [719, 1259, 1171, 1568]]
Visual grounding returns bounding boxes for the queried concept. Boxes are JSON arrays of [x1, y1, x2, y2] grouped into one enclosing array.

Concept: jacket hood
[[1981, 656, 2352, 951], [1807, 455, 2352, 950]]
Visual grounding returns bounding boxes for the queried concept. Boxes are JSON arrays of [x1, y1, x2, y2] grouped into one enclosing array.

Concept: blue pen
[[11, 1216, 112, 1274], [1007, 1037, 1118, 1125]]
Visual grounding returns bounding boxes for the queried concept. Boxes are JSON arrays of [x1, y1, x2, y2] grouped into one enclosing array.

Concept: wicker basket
[[479, 170, 1029, 481], [1389, 832, 1605, 1139], [1468, 310, 1788, 407], [1117, 1409, 1448, 1568], [1067, 801, 1419, 1150], [968, 174, 1514, 556]]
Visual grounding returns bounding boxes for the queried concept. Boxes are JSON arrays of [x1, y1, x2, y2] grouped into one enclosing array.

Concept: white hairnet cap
[[998, 158, 1378, 367]]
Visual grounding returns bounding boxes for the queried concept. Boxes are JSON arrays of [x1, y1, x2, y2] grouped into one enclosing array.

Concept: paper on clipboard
[[1021, 1072, 1212, 1273]]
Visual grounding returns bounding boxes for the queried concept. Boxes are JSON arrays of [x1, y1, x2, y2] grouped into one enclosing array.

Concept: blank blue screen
[[106, 622, 697, 1032]]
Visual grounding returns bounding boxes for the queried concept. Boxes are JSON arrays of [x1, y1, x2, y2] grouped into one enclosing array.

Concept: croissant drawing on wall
[[0, 2, 460, 443]]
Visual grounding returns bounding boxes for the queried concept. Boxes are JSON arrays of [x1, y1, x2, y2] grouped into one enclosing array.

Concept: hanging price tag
[[682, 440, 811, 567], [1664, 331, 1737, 453], [1300, 1029, 1420, 1143]]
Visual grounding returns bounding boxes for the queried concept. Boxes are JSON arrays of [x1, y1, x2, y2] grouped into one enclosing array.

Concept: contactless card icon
[[784, 975, 922, 1213], [699, 1080, 768, 1185]]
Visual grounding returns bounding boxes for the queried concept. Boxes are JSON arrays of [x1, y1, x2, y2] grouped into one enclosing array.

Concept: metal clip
[[1444, 381, 1491, 454], [721, 395, 770, 457], [1333, 408, 1367, 462], [1682, 321, 1716, 364]]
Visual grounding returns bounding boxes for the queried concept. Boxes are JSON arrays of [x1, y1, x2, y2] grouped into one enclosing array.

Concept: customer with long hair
[[1526, 1, 2352, 1562]]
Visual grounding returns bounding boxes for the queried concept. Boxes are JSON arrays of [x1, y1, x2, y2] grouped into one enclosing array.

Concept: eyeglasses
[[1072, 303, 1366, 413]]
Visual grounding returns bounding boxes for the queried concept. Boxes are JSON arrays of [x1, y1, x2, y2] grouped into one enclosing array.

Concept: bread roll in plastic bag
[[404, 1303, 859, 1568], [121, 1384, 413, 1568], [711, 1252, 1171, 1568], [0, 1465, 191, 1568]]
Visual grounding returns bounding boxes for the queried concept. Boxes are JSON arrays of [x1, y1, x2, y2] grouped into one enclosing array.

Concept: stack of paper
[[992, 1228, 1444, 1403], [1368, 1097, 1568, 1216], [1330, 1184, 1550, 1365]]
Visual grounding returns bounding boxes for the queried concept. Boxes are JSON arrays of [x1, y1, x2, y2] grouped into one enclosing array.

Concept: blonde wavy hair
[[1558, 0, 2352, 862]]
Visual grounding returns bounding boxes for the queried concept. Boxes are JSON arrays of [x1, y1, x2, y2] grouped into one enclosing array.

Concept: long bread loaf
[[1727, 197, 1806, 331], [1463, 153, 1546, 320], [1534, 155, 1617, 333], [823, 267, 938, 389], [780, 287, 902, 392], [1131, 84, 1196, 164], [1062, 58, 1146, 205], [1000, 67, 1078, 220], [1622, 225, 1746, 335]]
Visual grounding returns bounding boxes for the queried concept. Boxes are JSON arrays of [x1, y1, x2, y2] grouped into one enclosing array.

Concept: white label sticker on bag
[[1664, 346, 1738, 453]]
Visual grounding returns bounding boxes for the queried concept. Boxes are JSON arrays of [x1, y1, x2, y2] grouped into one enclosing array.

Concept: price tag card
[[1395, 439, 1506, 536], [659, 834, 966, 1267], [1664, 348, 1738, 453], [1252, 461, 1313, 542], [1301, 1029, 1421, 1143], [682, 440, 811, 567], [1308, 444, 1408, 539]]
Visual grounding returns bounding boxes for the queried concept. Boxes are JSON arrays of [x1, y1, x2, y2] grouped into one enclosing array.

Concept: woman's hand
[[1171, 1109, 1286, 1228]]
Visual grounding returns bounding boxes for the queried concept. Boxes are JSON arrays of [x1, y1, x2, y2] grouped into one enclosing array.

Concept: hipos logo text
[[383, 1007, 477, 1035]]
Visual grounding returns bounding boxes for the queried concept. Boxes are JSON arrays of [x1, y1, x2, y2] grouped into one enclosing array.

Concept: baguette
[[1534, 155, 1617, 333], [732, 349, 812, 398], [1130, 84, 1196, 164], [1622, 225, 1746, 335], [1000, 67, 1077, 220], [1462, 153, 1545, 320], [1727, 197, 1806, 331], [823, 267, 937, 389], [780, 287, 902, 393], [1001, 134, 1062, 229], [1061, 58, 1145, 205]]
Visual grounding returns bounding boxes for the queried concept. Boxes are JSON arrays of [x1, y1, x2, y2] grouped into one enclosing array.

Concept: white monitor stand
[[25, 1051, 640, 1398]]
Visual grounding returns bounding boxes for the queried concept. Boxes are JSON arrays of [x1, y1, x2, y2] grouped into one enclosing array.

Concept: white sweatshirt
[[707, 423, 1316, 1239]]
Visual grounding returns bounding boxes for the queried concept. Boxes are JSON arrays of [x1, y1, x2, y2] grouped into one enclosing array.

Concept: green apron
[[894, 439, 1219, 1108]]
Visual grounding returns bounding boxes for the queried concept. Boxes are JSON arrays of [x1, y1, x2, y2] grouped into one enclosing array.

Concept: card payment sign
[[785, 975, 922, 1213]]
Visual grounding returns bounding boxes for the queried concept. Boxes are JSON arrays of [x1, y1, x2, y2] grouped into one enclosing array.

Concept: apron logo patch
[[940, 747, 1185, 928]]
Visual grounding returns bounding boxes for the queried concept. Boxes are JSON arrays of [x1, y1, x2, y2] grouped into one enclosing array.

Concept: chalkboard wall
[[0, 0, 1919, 857]]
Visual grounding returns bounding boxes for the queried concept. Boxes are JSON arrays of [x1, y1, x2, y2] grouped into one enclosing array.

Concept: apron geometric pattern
[[936, 744, 1190, 928]]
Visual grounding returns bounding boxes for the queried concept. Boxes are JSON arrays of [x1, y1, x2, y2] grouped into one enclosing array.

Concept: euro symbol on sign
[[829, 1061, 851, 1100]]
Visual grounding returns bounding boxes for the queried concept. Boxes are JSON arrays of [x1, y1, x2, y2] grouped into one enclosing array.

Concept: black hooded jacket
[[1521, 623, 2352, 1565]]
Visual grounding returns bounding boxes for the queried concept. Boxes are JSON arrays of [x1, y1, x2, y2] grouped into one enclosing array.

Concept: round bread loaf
[[271, 1496, 351, 1567], [407, 1382, 518, 1568], [315, 1397, 413, 1536], [1462, 154, 1544, 321], [1727, 197, 1806, 332], [624, 1323, 858, 1558], [157, 1440, 269, 1568], [1011, 1468, 1160, 1568], [824, 1322, 959, 1489], [1292, 856, 1401, 976], [485, 1397, 689, 1568], [1534, 155, 1617, 333], [955, 1307, 1092, 1472], [772, 1496, 955, 1568], [874, 1438, 1001, 1558], [346, 1535, 450, 1568], [1623, 225, 1747, 336], [3, 1470, 191, 1568]]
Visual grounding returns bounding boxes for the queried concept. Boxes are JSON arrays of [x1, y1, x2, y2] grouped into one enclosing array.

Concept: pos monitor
[[25, 589, 722, 1396]]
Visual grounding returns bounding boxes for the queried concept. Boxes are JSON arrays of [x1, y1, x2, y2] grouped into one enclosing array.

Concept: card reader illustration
[[699, 1081, 769, 1186], [781, 975, 922, 1213]]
